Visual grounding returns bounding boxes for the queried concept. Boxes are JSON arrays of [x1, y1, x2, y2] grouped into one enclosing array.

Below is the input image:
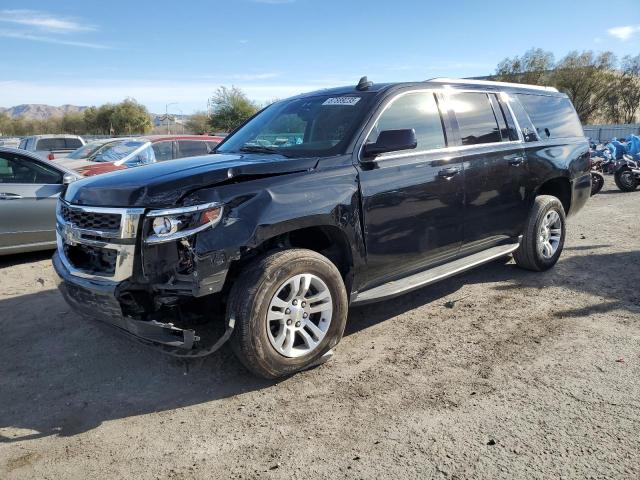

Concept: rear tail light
[[48, 152, 55, 160]]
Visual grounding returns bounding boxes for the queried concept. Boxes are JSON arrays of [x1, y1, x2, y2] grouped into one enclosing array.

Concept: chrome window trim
[[358, 88, 526, 163]]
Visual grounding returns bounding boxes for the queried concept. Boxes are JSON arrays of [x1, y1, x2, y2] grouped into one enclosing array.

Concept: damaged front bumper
[[53, 252, 234, 357]]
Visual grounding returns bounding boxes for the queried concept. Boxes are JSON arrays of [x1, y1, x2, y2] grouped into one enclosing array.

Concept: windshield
[[67, 141, 111, 159], [216, 93, 373, 158], [91, 140, 147, 163]]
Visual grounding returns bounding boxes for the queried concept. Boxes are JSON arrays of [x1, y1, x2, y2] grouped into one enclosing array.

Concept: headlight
[[145, 202, 223, 244]]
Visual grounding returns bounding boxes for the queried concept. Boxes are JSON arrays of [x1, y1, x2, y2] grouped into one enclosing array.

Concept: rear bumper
[[569, 172, 592, 217], [53, 252, 234, 357]]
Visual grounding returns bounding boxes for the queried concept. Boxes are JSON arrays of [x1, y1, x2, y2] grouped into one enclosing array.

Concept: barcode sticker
[[322, 97, 361, 106]]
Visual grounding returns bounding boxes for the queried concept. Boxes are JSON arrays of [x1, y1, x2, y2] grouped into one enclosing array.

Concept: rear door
[[356, 90, 464, 288], [0, 151, 64, 250], [446, 91, 528, 253]]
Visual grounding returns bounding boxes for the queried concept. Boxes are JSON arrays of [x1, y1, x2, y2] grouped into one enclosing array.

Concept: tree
[[495, 48, 555, 85], [61, 112, 86, 134], [110, 98, 152, 135], [208, 86, 258, 132], [186, 111, 210, 134], [616, 55, 640, 124], [96, 103, 116, 134], [550, 50, 618, 123], [83, 106, 99, 133]]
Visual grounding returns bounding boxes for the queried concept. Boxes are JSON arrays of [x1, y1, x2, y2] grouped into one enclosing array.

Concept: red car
[[77, 135, 224, 177]]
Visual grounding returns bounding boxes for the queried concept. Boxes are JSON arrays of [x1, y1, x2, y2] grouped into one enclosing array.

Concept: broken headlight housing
[[144, 202, 223, 244]]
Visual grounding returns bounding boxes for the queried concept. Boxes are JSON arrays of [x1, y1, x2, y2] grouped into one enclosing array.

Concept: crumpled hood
[[64, 153, 319, 208]]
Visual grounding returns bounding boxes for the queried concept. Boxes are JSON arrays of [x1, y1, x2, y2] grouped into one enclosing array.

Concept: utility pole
[[165, 102, 178, 134], [176, 108, 184, 134]]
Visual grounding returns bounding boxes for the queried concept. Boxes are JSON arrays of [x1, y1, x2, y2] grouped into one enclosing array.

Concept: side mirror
[[363, 129, 417, 159], [62, 173, 76, 185]]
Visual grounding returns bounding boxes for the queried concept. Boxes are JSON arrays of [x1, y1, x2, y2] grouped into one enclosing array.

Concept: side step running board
[[352, 242, 520, 305]]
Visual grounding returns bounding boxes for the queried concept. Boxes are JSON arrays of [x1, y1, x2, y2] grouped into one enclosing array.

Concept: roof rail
[[426, 77, 559, 93]]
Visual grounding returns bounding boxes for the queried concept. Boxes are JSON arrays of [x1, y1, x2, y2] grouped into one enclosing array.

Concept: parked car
[[0, 147, 81, 255], [18, 134, 85, 160], [0, 138, 21, 148], [53, 77, 591, 378], [58, 138, 121, 165], [76, 135, 224, 176]]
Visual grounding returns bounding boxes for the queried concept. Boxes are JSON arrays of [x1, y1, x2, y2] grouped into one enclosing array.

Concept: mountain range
[[0, 104, 88, 120]]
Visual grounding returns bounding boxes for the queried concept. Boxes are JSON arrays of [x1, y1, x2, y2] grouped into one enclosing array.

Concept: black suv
[[54, 77, 591, 378]]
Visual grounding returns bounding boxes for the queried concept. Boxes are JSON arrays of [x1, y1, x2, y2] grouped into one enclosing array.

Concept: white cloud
[[607, 25, 640, 41], [0, 9, 95, 33], [0, 30, 109, 49]]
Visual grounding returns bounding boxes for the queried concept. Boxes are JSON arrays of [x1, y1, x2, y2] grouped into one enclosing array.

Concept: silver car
[[18, 134, 85, 160], [0, 147, 81, 255]]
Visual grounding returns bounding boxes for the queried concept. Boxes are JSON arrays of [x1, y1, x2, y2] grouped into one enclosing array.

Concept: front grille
[[60, 203, 121, 231], [64, 243, 118, 275], [57, 200, 143, 282]]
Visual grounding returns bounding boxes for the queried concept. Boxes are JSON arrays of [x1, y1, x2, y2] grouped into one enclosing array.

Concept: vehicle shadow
[[0, 250, 54, 269], [1, 249, 637, 443]]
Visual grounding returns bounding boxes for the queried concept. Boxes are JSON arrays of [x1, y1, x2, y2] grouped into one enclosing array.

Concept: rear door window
[[450, 92, 502, 146], [506, 97, 538, 142], [367, 91, 447, 152], [177, 140, 208, 158], [516, 94, 584, 140]]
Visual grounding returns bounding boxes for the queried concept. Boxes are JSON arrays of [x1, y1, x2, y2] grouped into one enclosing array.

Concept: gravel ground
[[1, 177, 639, 479]]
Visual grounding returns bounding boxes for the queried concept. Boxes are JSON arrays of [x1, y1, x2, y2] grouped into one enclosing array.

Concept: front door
[[0, 152, 63, 250], [357, 90, 464, 290]]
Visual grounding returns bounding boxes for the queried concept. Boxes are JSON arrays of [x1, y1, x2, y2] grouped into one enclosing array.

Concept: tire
[[227, 249, 348, 379], [614, 168, 638, 192], [590, 172, 604, 196], [514, 195, 566, 272]]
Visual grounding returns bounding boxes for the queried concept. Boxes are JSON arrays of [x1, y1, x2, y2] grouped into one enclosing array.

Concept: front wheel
[[227, 249, 348, 379], [514, 195, 566, 272], [614, 168, 638, 192]]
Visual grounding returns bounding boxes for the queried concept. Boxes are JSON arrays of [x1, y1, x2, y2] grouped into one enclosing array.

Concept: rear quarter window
[[516, 94, 584, 140]]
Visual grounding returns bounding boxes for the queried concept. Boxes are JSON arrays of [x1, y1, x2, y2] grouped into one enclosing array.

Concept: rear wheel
[[614, 168, 638, 192], [514, 195, 566, 272], [590, 171, 604, 196], [227, 249, 348, 379]]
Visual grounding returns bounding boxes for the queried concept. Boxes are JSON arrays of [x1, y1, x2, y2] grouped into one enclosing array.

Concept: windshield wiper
[[238, 145, 291, 158]]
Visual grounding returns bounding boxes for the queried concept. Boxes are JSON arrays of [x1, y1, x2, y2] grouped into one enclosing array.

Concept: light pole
[[176, 108, 184, 134], [165, 102, 178, 134]]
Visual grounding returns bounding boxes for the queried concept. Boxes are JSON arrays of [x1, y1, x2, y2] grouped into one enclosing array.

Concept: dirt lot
[[1, 177, 639, 479]]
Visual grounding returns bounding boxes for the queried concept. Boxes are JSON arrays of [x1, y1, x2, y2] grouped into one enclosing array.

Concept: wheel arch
[[227, 224, 358, 297], [536, 177, 572, 215]]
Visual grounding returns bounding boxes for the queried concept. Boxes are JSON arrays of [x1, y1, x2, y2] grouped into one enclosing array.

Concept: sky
[[1, 0, 639, 114]]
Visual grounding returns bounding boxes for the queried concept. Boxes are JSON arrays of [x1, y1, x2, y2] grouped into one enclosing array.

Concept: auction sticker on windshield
[[322, 97, 361, 106]]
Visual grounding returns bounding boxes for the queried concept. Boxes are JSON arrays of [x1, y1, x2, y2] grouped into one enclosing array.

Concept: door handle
[[437, 167, 461, 179], [0, 193, 23, 200], [509, 156, 525, 166]]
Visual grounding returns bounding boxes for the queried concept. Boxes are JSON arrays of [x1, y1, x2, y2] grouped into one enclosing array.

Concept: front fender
[[185, 162, 366, 277]]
